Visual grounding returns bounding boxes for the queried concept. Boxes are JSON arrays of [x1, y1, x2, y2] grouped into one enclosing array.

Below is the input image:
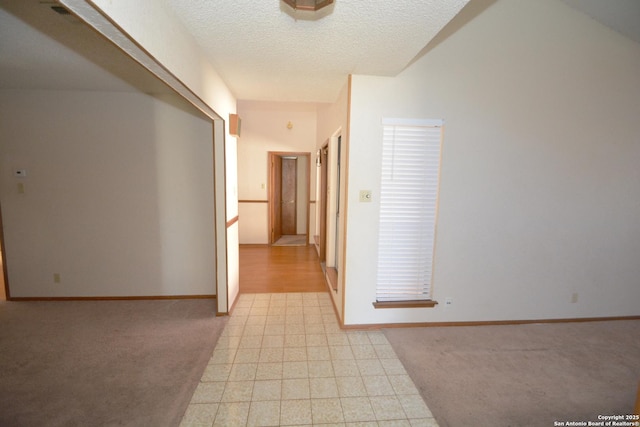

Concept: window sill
[[372, 300, 438, 309]]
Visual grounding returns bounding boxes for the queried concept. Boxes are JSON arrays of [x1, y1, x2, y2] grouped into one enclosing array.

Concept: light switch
[[14, 169, 27, 178], [359, 190, 372, 202]]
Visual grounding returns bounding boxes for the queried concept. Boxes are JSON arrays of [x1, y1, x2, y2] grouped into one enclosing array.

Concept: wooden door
[[271, 155, 283, 243], [281, 158, 297, 235]]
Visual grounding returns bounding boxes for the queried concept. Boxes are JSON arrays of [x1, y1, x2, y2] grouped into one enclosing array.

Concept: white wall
[[344, 0, 640, 324], [237, 101, 322, 244], [226, 134, 240, 309], [0, 90, 215, 297]]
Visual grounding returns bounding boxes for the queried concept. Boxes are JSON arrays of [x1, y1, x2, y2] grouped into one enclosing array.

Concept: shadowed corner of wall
[[403, 0, 499, 71]]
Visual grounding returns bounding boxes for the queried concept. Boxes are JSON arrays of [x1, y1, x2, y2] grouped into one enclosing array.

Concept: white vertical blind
[[376, 118, 443, 302]]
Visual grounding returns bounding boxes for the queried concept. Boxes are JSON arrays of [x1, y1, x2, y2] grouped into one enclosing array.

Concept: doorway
[[315, 135, 342, 292], [0, 203, 8, 301], [268, 152, 310, 246]]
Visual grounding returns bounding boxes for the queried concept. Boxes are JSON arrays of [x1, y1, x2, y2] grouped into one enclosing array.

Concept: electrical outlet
[[571, 292, 578, 303], [445, 297, 453, 306], [54, 273, 61, 283]]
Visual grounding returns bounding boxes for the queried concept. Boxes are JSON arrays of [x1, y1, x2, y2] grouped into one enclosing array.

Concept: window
[[374, 118, 443, 307]]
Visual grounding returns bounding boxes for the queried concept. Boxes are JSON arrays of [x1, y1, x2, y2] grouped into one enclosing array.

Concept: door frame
[[271, 155, 284, 244], [0, 203, 9, 300], [47, 1, 231, 314], [268, 151, 311, 245], [317, 144, 328, 263]]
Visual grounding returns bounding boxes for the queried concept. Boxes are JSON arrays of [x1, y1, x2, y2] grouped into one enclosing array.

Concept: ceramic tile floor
[[180, 292, 438, 427]]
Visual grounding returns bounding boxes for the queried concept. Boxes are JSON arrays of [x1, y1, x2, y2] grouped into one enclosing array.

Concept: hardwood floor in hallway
[[239, 245, 328, 293]]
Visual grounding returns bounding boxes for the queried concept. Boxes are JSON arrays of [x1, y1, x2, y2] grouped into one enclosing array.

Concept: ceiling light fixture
[[282, 0, 334, 12]]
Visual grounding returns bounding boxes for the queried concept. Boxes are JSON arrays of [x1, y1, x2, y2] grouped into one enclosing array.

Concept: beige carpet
[[0, 299, 227, 427], [384, 320, 640, 427]]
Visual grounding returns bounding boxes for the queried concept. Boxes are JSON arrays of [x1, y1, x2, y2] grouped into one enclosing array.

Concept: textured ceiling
[[1, 0, 640, 104], [163, 0, 469, 102]]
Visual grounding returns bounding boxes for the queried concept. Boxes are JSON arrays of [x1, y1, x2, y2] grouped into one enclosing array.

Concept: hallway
[[239, 245, 327, 294]]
